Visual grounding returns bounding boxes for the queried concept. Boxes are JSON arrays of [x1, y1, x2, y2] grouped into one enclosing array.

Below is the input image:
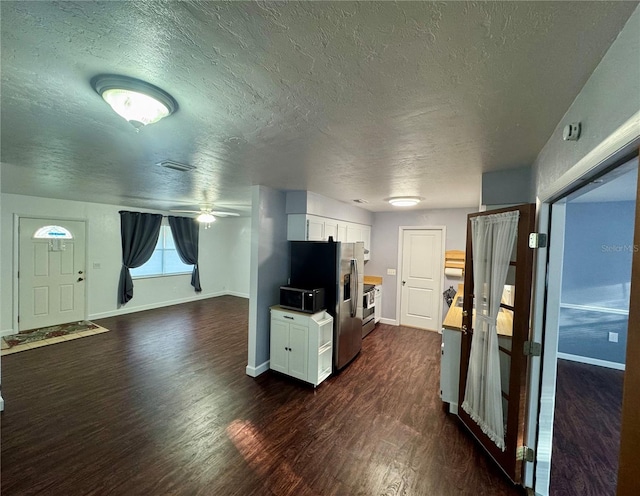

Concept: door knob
[[402, 280, 406, 286], [77, 277, 84, 282]]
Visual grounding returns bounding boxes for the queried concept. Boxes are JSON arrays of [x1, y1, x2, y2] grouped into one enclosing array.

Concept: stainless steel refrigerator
[[289, 240, 364, 371]]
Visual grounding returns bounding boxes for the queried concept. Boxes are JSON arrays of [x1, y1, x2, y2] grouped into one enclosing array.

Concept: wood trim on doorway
[[617, 150, 640, 495]]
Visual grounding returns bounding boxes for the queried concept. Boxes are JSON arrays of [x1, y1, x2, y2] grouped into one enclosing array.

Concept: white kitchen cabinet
[[362, 225, 371, 261], [346, 223, 371, 260], [346, 223, 362, 243], [324, 219, 338, 241], [287, 215, 372, 259], [440, 328, 462, 414], [374, 285, 382, 323], [288, 214, 325, 241], [270, 306, 334, 387], [337, 221, 347, 242]]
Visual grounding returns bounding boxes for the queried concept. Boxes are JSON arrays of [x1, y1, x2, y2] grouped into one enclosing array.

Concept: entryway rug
[[1, 321, 109, 356]]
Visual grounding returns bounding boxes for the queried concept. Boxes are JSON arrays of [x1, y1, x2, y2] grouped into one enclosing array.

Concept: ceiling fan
[[169, 207, 240, 226]]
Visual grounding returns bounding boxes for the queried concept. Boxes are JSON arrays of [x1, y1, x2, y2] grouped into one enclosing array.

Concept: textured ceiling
[[1, 1, 637, 213]]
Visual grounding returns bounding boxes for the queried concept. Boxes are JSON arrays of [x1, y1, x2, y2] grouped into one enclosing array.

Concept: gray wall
[[367, 207, 476, 322], [558, 201, 635, 364], [247, 185, 289, 374], [534, 7, 640, 197], [482, 166, 534, 206]]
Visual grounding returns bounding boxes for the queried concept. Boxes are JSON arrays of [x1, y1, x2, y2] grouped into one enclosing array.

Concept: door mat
[[1, 321, 109, 356]]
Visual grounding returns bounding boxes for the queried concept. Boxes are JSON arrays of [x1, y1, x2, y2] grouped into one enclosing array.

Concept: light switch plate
[[609, 332, 619, 343], [387, 268, 396, 276]]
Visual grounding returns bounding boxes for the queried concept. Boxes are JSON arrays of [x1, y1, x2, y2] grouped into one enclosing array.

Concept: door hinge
[[524, 340, 542, 356], [17, 315, 20, 323], [306, 219, 309, 240], [516, 446, 535, 462], [528, 232, 547, 248]]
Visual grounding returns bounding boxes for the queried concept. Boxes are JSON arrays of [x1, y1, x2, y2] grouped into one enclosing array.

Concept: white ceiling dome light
[[91, 74, 178, 129], [388, 196, 423, 207]]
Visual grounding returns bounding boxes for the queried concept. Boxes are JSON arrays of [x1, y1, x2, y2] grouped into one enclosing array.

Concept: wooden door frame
[[395, 225, 446, 328], [12, 214, 89, 334], [618, 151, 640, 494]]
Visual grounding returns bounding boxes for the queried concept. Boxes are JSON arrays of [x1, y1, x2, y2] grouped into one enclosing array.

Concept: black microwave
[[279, 286, 325, 313]]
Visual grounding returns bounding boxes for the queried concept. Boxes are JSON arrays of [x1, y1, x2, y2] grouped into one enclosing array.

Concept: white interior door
[[18, 218, 86, 331], [400, 228, 443, 330]]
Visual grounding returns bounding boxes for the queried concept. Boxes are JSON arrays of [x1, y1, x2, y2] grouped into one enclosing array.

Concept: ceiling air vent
[[158, 160, 196, 172], [352, 199, 369, 204]]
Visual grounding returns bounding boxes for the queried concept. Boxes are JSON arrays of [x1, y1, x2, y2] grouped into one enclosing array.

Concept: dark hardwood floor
[[550, 359, 624, 496], [1, 296, 521, 495]]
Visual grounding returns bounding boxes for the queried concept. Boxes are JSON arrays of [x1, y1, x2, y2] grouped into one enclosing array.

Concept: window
[[33, 225, 73, 239], [130, 225, 191, 278]]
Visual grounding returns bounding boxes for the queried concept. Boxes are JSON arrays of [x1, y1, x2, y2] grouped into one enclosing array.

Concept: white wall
[[214, 216, 252, 298], [1, 193, 250, 333], [367, 207, 476, 322]]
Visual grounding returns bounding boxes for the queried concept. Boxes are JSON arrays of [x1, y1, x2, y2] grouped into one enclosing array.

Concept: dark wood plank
[[550, 359, 624, 496], [1, 296, 521, 495]]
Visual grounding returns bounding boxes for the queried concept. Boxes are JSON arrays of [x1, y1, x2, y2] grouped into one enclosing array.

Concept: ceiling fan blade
[[210, 210, 240, 217], [169, 209, 201, 214]]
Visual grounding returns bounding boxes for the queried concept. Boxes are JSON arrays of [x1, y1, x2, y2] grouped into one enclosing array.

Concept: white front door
[[400, 228, 444, 330], [18, 218, 86, 331]]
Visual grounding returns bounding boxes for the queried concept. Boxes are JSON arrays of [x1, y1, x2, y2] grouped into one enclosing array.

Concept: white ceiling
[[1, 1, 637, 213]]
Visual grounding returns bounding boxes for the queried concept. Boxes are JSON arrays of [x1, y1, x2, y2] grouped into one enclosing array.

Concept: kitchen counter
[[364, 275, 383, 285], [442, 284, 513, 337]]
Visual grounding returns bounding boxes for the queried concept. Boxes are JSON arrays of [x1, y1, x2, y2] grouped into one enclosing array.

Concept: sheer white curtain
[[462, 211, 519, 451]]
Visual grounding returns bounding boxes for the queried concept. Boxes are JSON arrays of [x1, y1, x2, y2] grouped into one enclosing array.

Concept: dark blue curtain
[[118, 211, 162, 305], [168, 216, 202, 292]]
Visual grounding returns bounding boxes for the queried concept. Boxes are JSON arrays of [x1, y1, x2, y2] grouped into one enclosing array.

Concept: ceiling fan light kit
[[91, 74, 178, 129], [196, 212, 216, 224]]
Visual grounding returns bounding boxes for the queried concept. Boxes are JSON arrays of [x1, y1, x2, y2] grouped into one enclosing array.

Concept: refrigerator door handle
[[351, 258, 358, 318]]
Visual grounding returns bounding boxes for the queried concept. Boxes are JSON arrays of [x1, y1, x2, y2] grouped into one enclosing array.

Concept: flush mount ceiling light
[[388, 196, 423, 207], [91, 74, 177, 129]]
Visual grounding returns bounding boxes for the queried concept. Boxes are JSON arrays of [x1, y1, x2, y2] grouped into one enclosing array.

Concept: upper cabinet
[[287, 214, 371, 260]]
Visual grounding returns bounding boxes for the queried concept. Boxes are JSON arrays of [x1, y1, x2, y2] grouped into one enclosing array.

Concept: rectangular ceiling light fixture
[[157, 160, 196, 172]]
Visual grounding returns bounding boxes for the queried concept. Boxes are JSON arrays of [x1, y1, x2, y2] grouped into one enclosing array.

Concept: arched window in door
[[33, 225, 73, 251], [33, 225, 74, 239]]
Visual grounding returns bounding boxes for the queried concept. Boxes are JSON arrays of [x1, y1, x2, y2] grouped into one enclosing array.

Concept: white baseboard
[[246, 360, 270, 377], [1, 292, 250, 336], [557, 352, 625, 371], [380, 317, 398, 326], [89, 291, 247, 321], [225, 290, 250, 299], [560, 302, 629, 316]]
